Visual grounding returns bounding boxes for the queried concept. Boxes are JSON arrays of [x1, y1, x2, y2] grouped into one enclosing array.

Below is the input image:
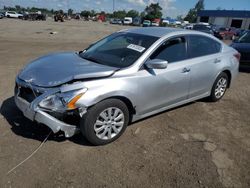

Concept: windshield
[[80, 32, 158, 68], [237, 31, 250, 43]]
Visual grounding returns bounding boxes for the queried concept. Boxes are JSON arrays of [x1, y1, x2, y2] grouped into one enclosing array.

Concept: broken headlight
[[39, 88, 87, 111]]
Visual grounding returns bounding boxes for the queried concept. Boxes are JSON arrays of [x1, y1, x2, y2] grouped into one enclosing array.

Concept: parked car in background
[[97, 14, 106, 22], [132, 17, 141, 26], [75, 14, 81, 20], [230, 30, 250, 64], [184, 24, 194, 30], [23, 11, 46, 21], [162, 19, 170, 25], [151, 21, 159, 27], [214, 27, 236, 40], [123, 17, 132, 25], [0, 12, 4, 19], [110, 18, 122, 25], [193, 24, 214, 35], [54, 11, 65, 22], [152, 18, 161, 26], [15, 27, 239, 145], [235, 29, 246, 37], [143, 20, 151, 27], [174, 20, 182, 26], [5, 11, 23, 18]]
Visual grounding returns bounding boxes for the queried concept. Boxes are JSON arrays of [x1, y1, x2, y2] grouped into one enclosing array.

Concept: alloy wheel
[[94, 107, 125, 140], [215, 77, 227, 99]]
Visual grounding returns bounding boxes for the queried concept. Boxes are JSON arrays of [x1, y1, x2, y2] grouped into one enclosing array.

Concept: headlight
[[39, 95, 65, 111], [39, 88, 87, 111]]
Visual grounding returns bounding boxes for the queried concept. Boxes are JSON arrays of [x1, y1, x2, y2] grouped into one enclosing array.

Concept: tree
[[90, 10, 96, 17], [195, 0, 204, 11], [140, 11, 146, 18], [184, 0, 205, 23], [113, 10, 127, 19], [126, 10, 139, 18], [68, 8, 73, 15], [15, 5, 21, 12], [81, 10, 91, 18], [100, 11, 106, 15], [144, 3, 162, 21], [176, 15, 183, 21]]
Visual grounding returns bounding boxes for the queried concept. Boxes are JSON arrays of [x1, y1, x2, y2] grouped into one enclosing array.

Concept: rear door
[[187, 35, 222, 98]]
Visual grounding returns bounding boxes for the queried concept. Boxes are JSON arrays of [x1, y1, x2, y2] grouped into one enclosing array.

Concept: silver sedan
[[15, 27, 239, 145]]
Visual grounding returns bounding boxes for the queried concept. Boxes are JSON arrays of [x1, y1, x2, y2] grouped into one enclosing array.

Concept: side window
[[188, 35, 221, 58], [150, 37, 187, 63]]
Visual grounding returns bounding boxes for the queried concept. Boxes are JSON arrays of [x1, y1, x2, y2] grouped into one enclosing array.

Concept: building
[[197, 10, 250, 29]]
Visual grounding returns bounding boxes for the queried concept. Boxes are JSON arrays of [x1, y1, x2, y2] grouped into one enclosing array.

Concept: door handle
[[214, 58, 221, 64], [182, 67, 191, 73]]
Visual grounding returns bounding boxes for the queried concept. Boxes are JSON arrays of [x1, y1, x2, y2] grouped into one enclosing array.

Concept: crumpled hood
[[18, 52, 118, 87]]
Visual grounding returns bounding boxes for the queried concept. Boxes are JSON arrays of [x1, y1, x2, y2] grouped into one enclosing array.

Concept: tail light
[[234, 52, 241, 62]]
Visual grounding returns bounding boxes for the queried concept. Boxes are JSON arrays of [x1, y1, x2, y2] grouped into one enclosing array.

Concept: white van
[[123, 17, 132, 25]]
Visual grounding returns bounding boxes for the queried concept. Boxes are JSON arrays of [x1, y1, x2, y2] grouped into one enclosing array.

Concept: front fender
[[75, 78, 138, 109]]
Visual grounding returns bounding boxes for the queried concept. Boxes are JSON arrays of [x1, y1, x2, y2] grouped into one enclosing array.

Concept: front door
[[136, 36, 191, 115]]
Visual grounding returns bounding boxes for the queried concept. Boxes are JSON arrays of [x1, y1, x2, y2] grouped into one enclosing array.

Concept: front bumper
[[15, 95, 80, 137]]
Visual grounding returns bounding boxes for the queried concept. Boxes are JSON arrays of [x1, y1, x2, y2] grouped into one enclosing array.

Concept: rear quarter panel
[[220, 45, 239, 86]]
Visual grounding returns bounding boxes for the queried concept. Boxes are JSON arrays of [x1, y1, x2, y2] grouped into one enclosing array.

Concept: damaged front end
[[14, 78, 87, 137]]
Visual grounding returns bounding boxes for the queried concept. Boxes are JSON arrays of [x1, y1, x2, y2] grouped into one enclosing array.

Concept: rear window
[[188, 35, 221, 58]]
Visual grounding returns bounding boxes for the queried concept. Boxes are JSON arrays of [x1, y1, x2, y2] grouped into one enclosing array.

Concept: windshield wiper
[[82, 56, 102, 65]]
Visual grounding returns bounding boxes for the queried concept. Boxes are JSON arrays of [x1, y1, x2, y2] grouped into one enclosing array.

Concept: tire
[[209, 72, 229, 102], [80, 99, 129, 145]]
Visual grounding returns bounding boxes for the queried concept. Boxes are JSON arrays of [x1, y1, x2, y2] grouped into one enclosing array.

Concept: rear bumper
[[15, 95, 80, 137]]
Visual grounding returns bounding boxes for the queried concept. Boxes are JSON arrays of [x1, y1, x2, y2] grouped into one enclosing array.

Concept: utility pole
[[113, 0, 115, 12]]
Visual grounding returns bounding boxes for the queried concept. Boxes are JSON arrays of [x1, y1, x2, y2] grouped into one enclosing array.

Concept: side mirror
[[145, 59, 168, 69]]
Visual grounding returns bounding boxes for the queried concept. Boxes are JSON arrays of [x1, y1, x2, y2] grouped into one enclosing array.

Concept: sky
[[0, 0, 249, 18]]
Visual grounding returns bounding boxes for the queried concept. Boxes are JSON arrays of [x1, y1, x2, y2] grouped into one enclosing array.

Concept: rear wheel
[[80, 99, 129, 145], [209, 72, 229, 102]]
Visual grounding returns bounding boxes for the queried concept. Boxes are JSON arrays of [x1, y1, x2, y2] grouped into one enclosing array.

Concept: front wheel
[[209, 72, 229, 102], [80, 99, 129, 145]]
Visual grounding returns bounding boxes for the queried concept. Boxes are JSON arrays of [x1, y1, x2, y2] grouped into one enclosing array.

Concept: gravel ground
[[0, 18, 250, 188]]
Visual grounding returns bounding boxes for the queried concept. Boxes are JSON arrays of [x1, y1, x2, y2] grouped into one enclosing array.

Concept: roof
[[198, 10, 250, 18], [125, 27, 183, 37]]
